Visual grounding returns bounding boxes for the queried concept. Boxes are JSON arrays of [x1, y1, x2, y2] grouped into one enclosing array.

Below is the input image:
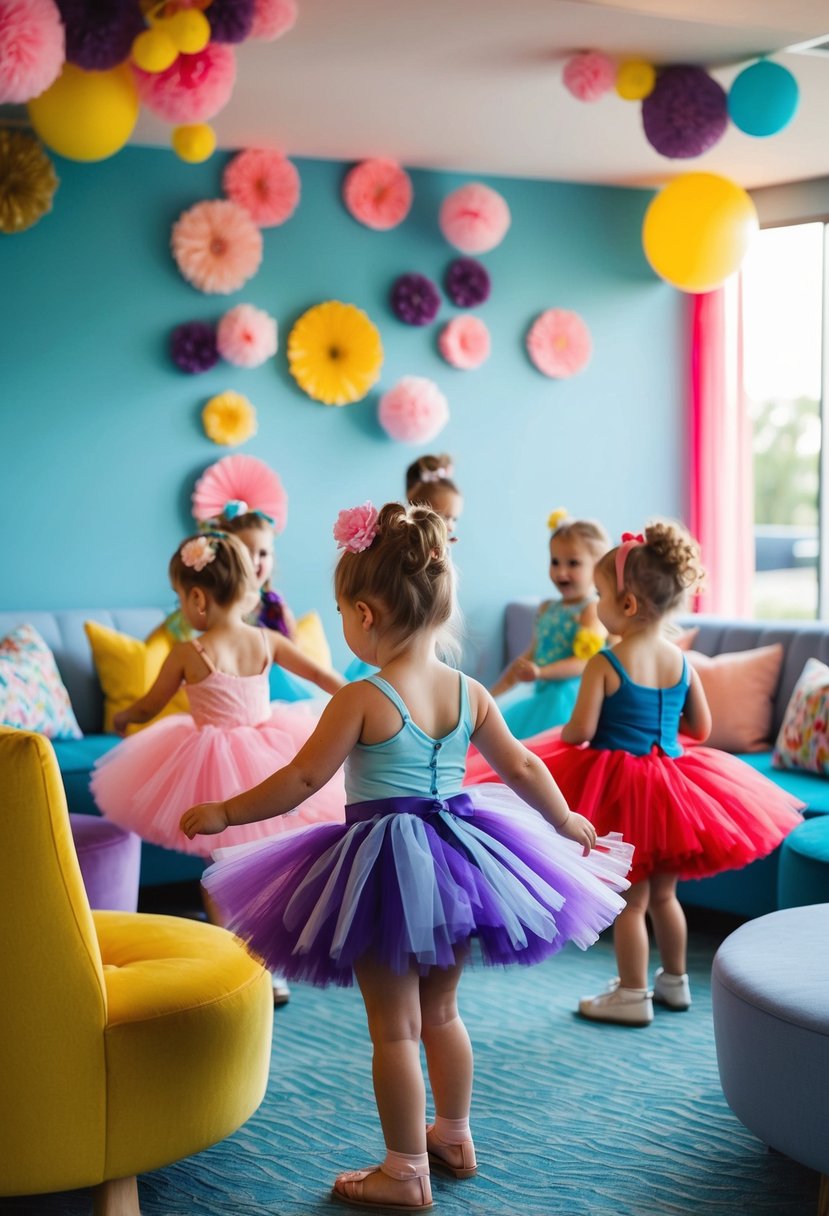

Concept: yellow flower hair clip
[[573, 628, 604, 661], [547, 507, 569, 531]]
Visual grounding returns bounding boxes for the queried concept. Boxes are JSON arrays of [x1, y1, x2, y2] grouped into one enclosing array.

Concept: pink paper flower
[[378, 377, 449, 444], [171, 199, 263, 294], [180, 536, 216, 571], [250, 0, 297, 40], [134, 43, 236, 124], [192, 453, 288, 532], [343, 159, 413, 231], [217, 303, 278, 367], [223, 147, 300, 227], [526, 309, 592, 378], [439, 183, 510, 254], [333, 502, 380, 553], [562, 51, 616, 102], [438, 316, 491, 370], [0, 0, 64, 103]]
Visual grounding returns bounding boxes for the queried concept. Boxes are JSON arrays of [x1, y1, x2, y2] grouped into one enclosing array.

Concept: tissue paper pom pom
[[202, 390, 257, 445], [379, 376, 449, 444], [343, 158, 413, 230], [439, 183, 510, 254], [526, 309, 592, 378], [134, 43, 236, 124], [251, 0, 296, 40], [170, 320, 219, 373], [438, 316, 490, 370], [444, 257, 490, 308], [615, 58, 655, 101], [206, 0, 254, 43], [562, 51, 616, 101], [172, 199, 263, 294], [0, 129, 58, 233], [223, 147, 300, 227], [0, 0, 64, 103], [56, 0, 144, 70], [217, 303, 278, 367], [642, 65, 728, 159], [391, 273, 441, 326], [288, 301, 383, 406], [193, 452, 288, 531]]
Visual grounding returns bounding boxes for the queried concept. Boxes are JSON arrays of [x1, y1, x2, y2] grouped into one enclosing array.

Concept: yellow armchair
[[0, 728, 273, 1215]]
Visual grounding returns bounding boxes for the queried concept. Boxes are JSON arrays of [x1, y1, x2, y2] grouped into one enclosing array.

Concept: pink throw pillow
[[687, 643, 784, 752]]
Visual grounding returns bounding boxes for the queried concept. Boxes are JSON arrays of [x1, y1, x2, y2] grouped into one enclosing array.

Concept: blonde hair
[[598, 519, 705, 620], [169, 532, 255, 608], [550, 518, 610, 561]]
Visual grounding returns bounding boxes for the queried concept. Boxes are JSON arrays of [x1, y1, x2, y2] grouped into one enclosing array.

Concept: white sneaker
[[578, 979, 653, 1026], [653, 967, 691, 1010], [271, 973, 291, 1006]]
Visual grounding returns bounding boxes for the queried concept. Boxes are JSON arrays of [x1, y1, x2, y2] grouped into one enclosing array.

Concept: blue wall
[[0, 148, 684, 680]]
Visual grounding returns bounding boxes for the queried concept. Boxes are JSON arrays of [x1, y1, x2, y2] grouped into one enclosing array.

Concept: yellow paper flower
[[547, 507, 569, 531], [287, 301, 383, 406], [202, 391, 257, 446], [0, 130, 58, 235], [573, 628, 604, 660]]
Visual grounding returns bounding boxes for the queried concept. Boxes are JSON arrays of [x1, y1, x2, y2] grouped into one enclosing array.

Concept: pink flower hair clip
[[333, 502, 380, 553], [181, 536, 217, 572]]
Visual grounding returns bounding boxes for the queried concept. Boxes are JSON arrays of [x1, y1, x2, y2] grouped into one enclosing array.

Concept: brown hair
[[169, 531, 255, 608], [597, 519, 705, 620], [405, 453, 460, 504], [550, 518, 610, 561], [334, 502, 455, 640], [209, 509, 276, 590]]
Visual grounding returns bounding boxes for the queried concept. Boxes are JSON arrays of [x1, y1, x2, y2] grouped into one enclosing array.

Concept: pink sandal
[[332, 1163, 433, 1211], [425, 1125, 477, 1180]]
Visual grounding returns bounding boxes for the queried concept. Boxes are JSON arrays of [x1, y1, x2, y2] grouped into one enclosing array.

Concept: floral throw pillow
[[773, 657, 829, 775], [0, 623, 82, 739]]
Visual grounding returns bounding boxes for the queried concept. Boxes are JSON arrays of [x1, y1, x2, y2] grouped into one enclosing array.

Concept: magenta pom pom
[[250, 0, 296, 40], [0, 0, 64, 103], [206, 0, 254, 43], [343, 158, 413, 231], [56, 0, 143, 70], [378, 376, 449, 444], [526, 309, 592, 378], [642, 65, 728, 159], [439, 183, 510, 254], [134, 43, 236, 124], [172, 199, 263, 294], [217, 303, 278, 368], [444, 257, 490, 308], [438, 316, 490, 370], [391, 273, 441, 326], [223, 148, 300, 227], [562, 51, 616, 102], [192, 453, 288, 532], [170, 320, 219, 373]]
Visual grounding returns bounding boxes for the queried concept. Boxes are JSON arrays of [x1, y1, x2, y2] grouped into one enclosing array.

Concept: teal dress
[[497, 598, 594, 739]]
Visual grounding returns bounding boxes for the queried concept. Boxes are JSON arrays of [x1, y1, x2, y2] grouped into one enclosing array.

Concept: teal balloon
[[728, 61, 799, 137]]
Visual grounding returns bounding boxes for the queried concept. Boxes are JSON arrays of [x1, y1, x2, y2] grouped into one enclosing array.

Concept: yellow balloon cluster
[[131, 9, 211, 73], [28, 63, 140, 162]]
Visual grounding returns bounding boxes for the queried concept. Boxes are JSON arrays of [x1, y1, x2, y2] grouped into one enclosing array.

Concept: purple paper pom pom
[[642, 65, 728, 159], [207, 0, 256, 43], [390, 273, 441, 327], [170, 321, 220, 374], [445, 258, 491, 309], [56, 0, 145, 70]]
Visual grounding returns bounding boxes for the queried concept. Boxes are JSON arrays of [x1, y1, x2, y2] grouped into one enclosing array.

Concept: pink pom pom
[[0, 0, 64, 104], [250, 0, 297, 40], [378, 376, 449, 444], [223, 148, 300, 228], [526, 309, 592, 378], [217, 303, 278, 367], [134, 43, 236, 124], [171, 199, 263, 294], [343, 158, 413, 231], [333, 502, 380, 553], [438, 316, 491, 371], [192, 453, 288, 532], [439, 183, 510, 254], [562, 51, 616, 102]]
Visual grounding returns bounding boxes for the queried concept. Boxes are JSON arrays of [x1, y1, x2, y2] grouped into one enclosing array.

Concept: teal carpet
[[2, 925, 819, 1215]]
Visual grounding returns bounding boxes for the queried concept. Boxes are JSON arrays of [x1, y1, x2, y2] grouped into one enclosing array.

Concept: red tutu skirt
[[465, 732, 803, 884]]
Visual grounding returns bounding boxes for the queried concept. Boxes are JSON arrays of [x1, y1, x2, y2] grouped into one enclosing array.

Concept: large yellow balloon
[[642, 173, 758, 294], [28, 63, 139, 162]]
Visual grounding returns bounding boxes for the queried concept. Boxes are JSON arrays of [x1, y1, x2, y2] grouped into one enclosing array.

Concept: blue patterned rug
[[3, 925, 819, 1216]]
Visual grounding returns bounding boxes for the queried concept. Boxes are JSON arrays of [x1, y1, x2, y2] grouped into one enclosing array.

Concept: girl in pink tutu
[[180, 501, 632, 1212], [466, 521, 803, 1027]]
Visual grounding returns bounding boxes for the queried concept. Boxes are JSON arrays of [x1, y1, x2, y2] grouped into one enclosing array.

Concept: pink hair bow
[[615, 532, 645, 593]]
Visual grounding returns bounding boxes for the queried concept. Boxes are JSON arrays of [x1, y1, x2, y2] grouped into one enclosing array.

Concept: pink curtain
[[688, 281, 754, 616]]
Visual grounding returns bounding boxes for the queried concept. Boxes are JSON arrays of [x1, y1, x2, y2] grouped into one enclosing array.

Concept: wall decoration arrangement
[[342, 158, 413, 230], [444, 257, 491, 308], [439, 182, 511, 254], [192, 452, 288, 532], [378, 376, 449, 443], [170, 319, 220, 373], [438, 316, 491, 371], [287, 301, 384, 406], [216, 303, 278, 367], [201, 389, 257, 445], [223, 147, 301, 226], [171, 198, 263, 293], [0, 127, 58, 233], [390, 273, 441, 326], [526, 308, 592, 378]]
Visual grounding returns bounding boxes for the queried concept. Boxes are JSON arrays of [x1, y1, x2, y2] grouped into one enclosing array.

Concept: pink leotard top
[[185, 634, 272, 729]]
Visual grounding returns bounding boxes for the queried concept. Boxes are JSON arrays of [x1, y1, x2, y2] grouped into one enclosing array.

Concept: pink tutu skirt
[[91, 703, 345, 857]]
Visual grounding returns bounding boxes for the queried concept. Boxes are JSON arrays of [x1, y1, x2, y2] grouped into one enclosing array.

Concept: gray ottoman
[[712, 905, 829, 1211]]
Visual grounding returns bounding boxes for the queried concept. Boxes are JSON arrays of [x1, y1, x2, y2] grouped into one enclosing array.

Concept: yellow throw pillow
[[294, 611, 332, 670], [84, 619, 191, 735]]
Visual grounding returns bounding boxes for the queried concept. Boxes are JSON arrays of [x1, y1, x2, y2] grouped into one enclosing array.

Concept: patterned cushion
[[0, 624, 82, 739], [773, 657, 829, 776]]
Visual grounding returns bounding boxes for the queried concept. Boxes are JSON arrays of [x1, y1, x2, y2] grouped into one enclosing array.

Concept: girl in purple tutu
[[180, 502, 632, 1212]]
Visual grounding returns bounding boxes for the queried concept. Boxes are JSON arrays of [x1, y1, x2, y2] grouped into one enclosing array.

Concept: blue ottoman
[[69, 813, 141, 912], [711, 905, 829, 1207], [778, 817, 829, 909]]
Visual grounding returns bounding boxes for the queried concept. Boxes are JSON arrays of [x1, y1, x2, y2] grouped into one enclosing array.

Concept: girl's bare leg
[[420, 958, 475, 1174], [647, 871, 687, 976], [613, 880, 651, 990]]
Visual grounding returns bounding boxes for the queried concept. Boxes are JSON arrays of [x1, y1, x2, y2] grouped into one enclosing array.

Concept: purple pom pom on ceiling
[[171, 321, 220, 374], [56, 0, 145, 70], [207, 0, 256, 43], [445, 258, 491, 308], [642, 65, 728, 159], [391, 273, 441, 326]]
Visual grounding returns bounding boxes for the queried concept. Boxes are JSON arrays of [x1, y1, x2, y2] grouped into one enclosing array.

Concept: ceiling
[[126, 0, 829, 189]]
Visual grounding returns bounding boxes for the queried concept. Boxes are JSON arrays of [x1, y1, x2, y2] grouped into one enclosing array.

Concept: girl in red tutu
[[466, 521, 803, 1027]]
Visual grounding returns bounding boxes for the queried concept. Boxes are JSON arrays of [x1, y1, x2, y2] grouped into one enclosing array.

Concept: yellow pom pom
[[132, 27, 178, 73], [573, 628, 604, 660], [172, 123, 216, 163], [167, 10, 211, 54], [547, 508, 569, 531], [615, 60, 656, 101]]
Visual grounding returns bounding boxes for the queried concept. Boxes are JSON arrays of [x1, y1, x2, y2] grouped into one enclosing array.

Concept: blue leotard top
[[345, 674, 473, 803], [590, 650, 690, 758], [534, 598, 593, 666]]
